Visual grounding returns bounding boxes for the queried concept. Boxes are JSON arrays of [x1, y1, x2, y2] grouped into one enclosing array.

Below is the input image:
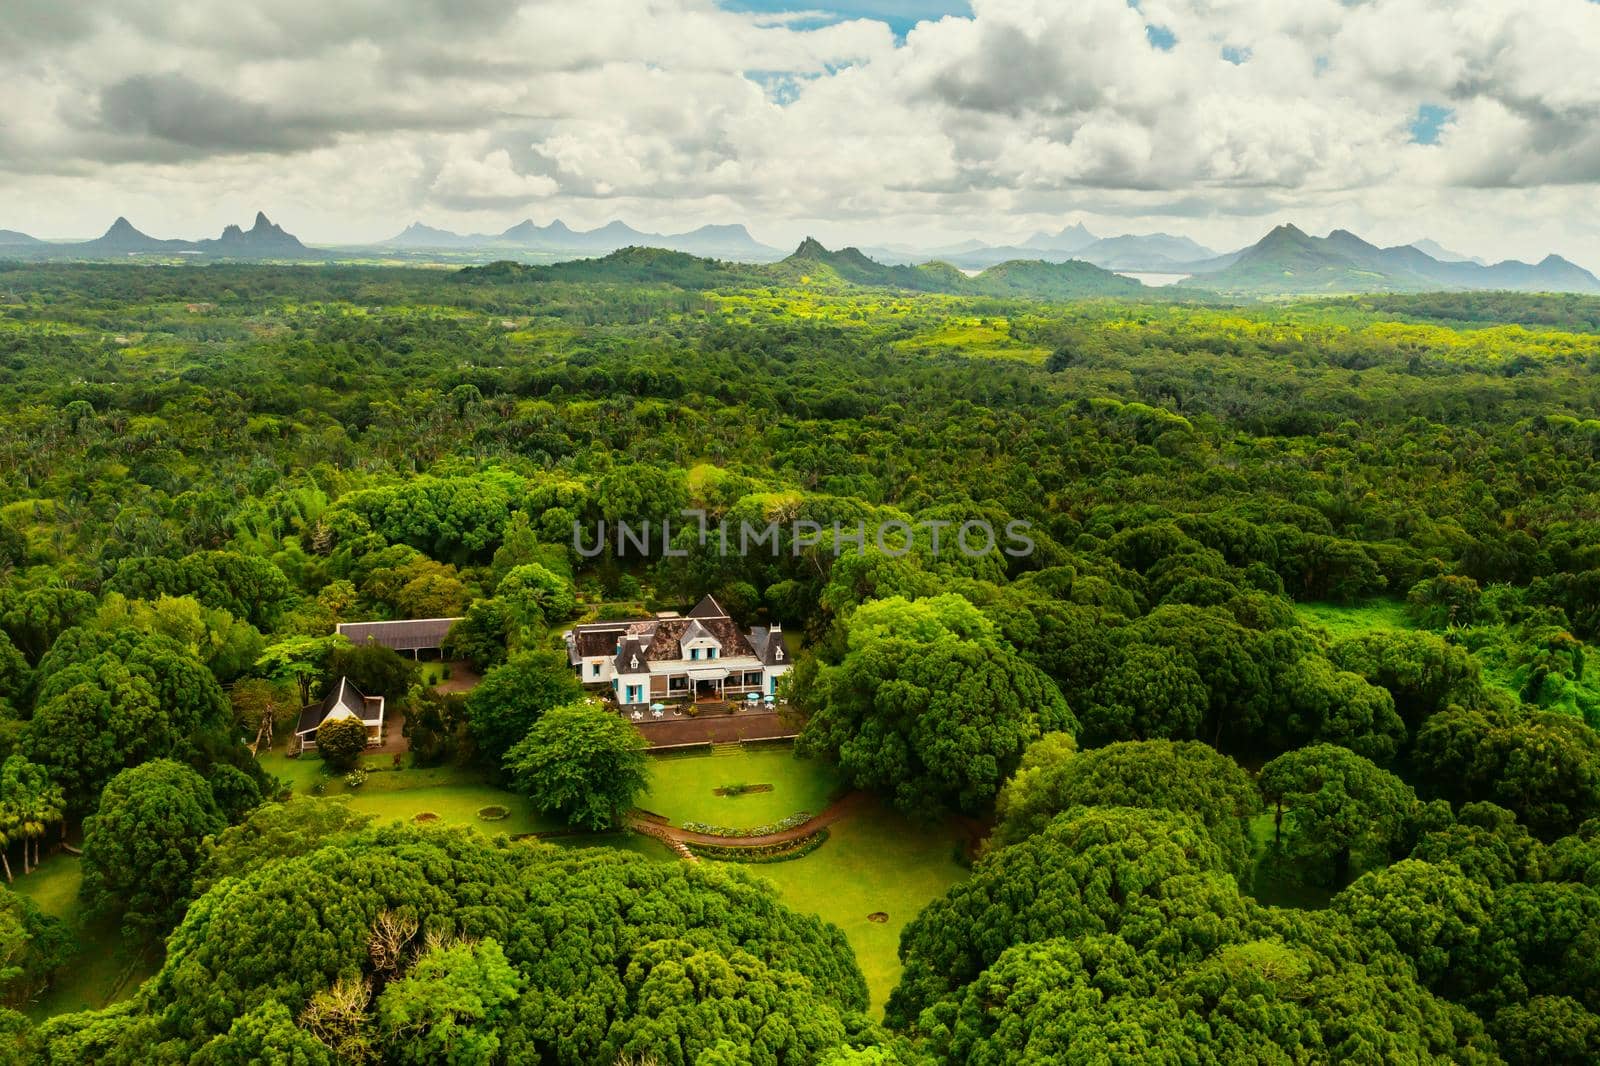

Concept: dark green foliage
[[50, 827, 874, 1064], [799, 595, 1075, 816], [993, 738, 1260, 877], [80, 759, 225, 938], [401, 686, 471, 767], [463, 648, 582, 764], [503, 701, 648, 830], [22, 628, 231, 810], [0, 887, 73, 1008], [314, 716, 368, 771], [329, 641, 418, 703], [1259, 743, 1419, 887]]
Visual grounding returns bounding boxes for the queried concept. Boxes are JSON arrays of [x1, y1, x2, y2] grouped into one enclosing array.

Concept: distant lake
[[1117, 271, 1191, 287]]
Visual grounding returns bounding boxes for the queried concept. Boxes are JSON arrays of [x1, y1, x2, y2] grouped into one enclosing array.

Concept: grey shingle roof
[[337, 617, 462, 651]]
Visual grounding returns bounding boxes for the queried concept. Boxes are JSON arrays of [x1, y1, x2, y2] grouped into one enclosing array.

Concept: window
[[690, 648, 700, 660], [708, 647, 717, 659], [591, 663, 601, 677]]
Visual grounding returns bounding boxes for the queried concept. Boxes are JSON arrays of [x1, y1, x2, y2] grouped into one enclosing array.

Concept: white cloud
[[0, 0, 1598, 263]]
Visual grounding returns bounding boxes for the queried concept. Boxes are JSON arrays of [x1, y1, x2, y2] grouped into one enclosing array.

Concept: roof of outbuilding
[[337, 617, 462, 651], [295, 677, 378, 736]]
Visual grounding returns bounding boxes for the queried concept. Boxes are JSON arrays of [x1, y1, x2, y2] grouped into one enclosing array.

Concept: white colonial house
[[564, 594, 792, 707]]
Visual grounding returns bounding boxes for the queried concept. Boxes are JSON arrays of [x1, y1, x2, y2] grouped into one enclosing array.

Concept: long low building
[[564, 594, 792, 706], [336, 617, 462, 659]]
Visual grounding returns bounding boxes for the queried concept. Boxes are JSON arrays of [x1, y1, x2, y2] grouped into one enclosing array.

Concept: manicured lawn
[[742, 799, 967, 1013], [14, 854, 160, 1020], [643, 745, 841, 828]]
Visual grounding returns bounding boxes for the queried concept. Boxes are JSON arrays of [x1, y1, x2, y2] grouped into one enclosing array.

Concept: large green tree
[[503, 701, 647, 830], [1258, 743, 1419, 887], [463, 648, 582, 763], [80, 759, 225, 938], [799, 595, 1076, 815]]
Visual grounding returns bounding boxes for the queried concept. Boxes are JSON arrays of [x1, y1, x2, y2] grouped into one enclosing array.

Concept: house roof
[[747, 626, 790, 666], [688, 594, 728, 619], [587, 597, 767, 675], [337, 617, 462, 651], [295, 677, 379, 736]]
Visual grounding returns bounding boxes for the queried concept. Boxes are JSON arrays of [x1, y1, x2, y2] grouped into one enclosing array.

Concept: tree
[[1332, 858, 1493, 994], [1081, 643, 1209, 744], [889, 805, 1245, 1025], [993, 738, 1260, 877], [503, 701, 647, 830], [0, 756, 64, 875], [330, 641, 418, 703], [80, 760, 225, 938], [374, 938, 523, 1064], [496, 563, 576, 627], [0, 887, 71, 1008], [798, 595, 1076, 816], [463, 649, 581, 763], [256, 635, 345, 710], [402, 686, 470, 767], [1258, 743, 1419, 887], [315, 717, 368, 771], [0, 586, 97, 664], [194, 799, 374, 896]]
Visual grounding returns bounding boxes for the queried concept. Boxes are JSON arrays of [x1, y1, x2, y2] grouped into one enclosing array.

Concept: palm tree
[[0, 804, 17, 884]]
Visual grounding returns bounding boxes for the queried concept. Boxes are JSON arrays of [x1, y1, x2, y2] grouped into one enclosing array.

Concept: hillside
[[1183, 223, 1600, 295], [967, 258, 1144, 297], [456, 246, 766, 288]]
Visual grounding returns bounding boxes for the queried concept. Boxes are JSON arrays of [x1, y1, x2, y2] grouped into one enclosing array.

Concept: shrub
[[316, 716, 368, 770], [344, 769, 367, 789]]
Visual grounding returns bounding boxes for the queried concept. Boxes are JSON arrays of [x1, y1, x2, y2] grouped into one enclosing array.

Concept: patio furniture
[[652, 708, 664, 719], [631, 710, 643, 721]]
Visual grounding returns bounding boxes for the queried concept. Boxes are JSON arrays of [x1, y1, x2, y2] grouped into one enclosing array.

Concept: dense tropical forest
[[2, 257, 1600, 1064]]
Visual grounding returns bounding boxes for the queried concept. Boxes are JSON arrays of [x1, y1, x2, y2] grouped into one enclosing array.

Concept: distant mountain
[[1023, 223, 1098, 253], [1073, 233, 1218, 271], [883, 229, 1216, 272], [10, 213, 315, 259], [458, 239, 1143, 300], [199, 212, 307, 254], [78, 217, 195, 254], [1410, 238, 1486, 266], [382, 218, 782, 261], [966, 258, 1143, 298], [0, 228, 43, 247], [1181, 224, 1600, 295], [387, 222, 487, 249]]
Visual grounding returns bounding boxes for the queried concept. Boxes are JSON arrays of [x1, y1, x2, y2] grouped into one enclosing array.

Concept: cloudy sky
[[4, 0, 1600, 264]]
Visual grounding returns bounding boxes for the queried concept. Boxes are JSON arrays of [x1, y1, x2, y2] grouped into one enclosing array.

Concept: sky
[[3, 0, 1600, 265]]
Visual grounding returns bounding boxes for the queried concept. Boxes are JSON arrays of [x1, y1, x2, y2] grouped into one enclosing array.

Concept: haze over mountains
[[1, 211, 1596, 295]]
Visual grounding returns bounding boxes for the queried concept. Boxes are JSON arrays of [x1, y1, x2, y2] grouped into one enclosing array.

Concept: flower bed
[[477, 805, 510, 821], [713, 783, 774, 797], [685, 829, 829, 864], [679, 810, 811, 838]]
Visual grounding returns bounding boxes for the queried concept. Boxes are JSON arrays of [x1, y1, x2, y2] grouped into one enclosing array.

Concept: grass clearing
[[1293, 597, 1415, 638], [15, 854, 160, 1020], [644, 746, 841, 828], [740, 799, 967, 1013]]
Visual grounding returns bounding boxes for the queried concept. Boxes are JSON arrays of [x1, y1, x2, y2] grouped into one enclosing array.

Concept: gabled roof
[[679, 619, 716, 644], [295, 677, 379, 736], [688, 594, 728, 619], [747, 626, 790, 666]]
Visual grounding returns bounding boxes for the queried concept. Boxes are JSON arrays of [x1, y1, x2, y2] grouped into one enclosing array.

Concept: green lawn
[[14, 854, 160, 1020], [1293, 597, 1415, 638], [743, 800, 967, 1013], [642, 745, 842, 828]]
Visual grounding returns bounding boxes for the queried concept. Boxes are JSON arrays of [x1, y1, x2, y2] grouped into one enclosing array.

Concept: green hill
[[967, 258, 1143, 298]]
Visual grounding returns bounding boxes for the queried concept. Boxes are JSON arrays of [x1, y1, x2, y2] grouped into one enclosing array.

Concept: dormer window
[[775, 646, 784, 660], [690, 648, 700, 660], [630, 654, 640, 669]]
